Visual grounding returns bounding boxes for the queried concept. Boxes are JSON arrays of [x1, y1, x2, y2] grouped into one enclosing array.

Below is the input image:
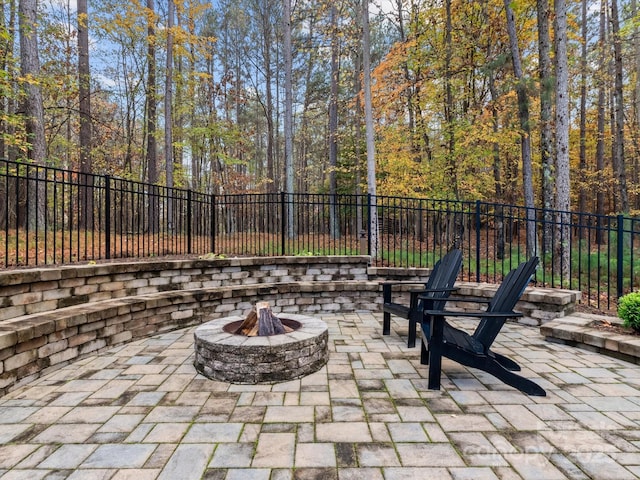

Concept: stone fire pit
[[193, 313, 329, 384]]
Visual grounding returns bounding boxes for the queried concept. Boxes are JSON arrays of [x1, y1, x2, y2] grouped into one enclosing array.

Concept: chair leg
[[420, 338, 429, 365], [427, 316, 444, 390], [484, 358, 546, 396], [383, 312, 390, 335], [407, 315, 417, 348], [382, 285, 392, 336], [492, 351, 521, 372], [427, 347, 442, 390]]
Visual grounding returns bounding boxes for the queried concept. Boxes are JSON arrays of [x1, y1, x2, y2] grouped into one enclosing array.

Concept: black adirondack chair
[[420, 257, 546, 396], [382, 249, 462, 348]]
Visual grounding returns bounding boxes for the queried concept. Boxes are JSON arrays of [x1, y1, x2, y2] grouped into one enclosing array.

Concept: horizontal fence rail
[[1, 159, 638, 310]]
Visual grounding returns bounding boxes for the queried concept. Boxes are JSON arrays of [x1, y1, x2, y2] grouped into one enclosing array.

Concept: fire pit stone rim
[[196, 313, 327, 347], [194, 312, 329, 384]]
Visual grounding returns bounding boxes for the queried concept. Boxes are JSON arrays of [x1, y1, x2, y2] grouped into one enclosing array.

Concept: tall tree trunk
[[64, 2, 72, 167], [19, 0, 45, 165], [595, 0, 606, 244], [78, 0, 91, 173], [263, 0, 275, 193], [353, 38, 364, 240], [206, 34, 218, 194], [19, 0, 46, 232], [78, 0, 92, 230], [362, 0, 378, 258], [487, 58, 504, 260], [537, 0, 554, 254], [610, 0, 629, 213], [444, 0, 457, 200], [328, 3, 340, 239], [146, 0, 158, 233], [578, 0, 587, 233], [274, 44, 281, 189], [165, 0, 174, 229], [410, 1, 431, 163], [443, 0, 464, 249], [480, 0, 505, 259], [394, 0, 416, 157], [189, 4, 200, 191], [633, 0, 640, 209], [1, 0, 18, 231], [0, 0, 17, 160], [284, 0, 294, 238], [174, 7, 184, 188], [233, 19, 242, 173], [8, 0, 17, 164], [631, 0, 640, 209], [0, 0, 7, 159], [504, 0, 536, 258], [146, 0, 157, 185], [554, 0, 571, 282], [298, 12, 317, 194]]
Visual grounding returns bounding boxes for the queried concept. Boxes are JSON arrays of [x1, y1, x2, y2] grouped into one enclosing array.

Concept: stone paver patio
[[2, 312, 640, 479]]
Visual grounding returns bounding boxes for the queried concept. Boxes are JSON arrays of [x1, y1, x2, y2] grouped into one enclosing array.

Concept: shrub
[[619, 292, 640, 332]]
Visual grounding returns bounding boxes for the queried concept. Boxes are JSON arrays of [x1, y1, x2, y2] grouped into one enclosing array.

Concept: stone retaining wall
[[541, 313, 640, 364], [0, 256, 581, 396], [0, 256, 371, 322]]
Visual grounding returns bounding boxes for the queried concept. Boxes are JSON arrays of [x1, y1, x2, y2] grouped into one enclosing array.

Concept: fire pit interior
[[223, 318, 301, 336], [231, 301, 298, 337], [194, 304, 329, 384]]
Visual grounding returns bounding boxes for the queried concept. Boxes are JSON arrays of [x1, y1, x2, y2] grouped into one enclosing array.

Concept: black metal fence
[[1, 159, 638, 310]]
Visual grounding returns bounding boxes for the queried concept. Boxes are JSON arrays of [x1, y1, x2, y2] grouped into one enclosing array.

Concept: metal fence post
[[475, 200, 481, 283], [280, 192, 286, 255], [211, 194, 216, 254], [105, 175, 111, 260], [617, 214, 624, 299], [367, 193, 372, 256], [187, 189, 193, 254]]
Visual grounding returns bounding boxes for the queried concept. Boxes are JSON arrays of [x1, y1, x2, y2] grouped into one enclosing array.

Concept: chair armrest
[[383, 282, 426, 299], [383, 281, 426, 304], [414, 288, 459, 308], [381, 281, 428, 287], [442, 296, 491, 304], [423, 310, 523, 319], [413, 287, 459, 296]]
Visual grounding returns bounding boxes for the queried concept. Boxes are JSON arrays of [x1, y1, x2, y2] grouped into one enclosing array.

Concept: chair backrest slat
[[420, 249, 463, 310], [473, 257, 539, 350]]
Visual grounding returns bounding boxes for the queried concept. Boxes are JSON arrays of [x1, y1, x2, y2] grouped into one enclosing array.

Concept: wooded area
[[1, 0, 639, 218]]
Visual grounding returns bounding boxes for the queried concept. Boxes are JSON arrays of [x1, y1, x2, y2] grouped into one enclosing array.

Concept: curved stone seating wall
[[0, 256, 581, 396], [0, 256, 371, 322]]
